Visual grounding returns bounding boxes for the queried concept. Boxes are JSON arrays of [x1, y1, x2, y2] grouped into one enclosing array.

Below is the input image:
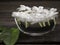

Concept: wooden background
[[0, 0, 60, 45]]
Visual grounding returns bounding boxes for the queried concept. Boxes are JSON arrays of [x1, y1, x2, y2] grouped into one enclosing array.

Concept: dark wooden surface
[[0, 1, 60, 45]]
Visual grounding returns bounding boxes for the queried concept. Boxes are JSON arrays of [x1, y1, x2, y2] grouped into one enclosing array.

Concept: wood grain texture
[[0, 1, 60, 45]]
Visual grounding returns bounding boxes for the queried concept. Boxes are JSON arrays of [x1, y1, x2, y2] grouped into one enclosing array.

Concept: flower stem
[[25, 21, 28, 28], [53, 18, 56, 25], [43, 22, 46, 27], [48, 20, 50, 26], [39, 22, 43, 27]]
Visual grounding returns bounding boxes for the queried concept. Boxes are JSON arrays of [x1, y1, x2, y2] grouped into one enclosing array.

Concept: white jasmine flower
[[39, 6, 44, 12], [32, 6, 39, 12], [12, 12, 20, 18], [50, 8, 57, 12], [39, 6, 44, 9], [12, 5, 58, 24], [17, 5, 26, 11]]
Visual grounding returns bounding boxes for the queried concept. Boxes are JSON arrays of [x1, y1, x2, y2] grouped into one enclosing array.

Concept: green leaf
[[0, 26, 7, 40], [3, 28, 19, 45]]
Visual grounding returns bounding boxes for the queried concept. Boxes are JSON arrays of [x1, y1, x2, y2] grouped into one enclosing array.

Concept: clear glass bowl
[[14, 18, 56, 36]]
